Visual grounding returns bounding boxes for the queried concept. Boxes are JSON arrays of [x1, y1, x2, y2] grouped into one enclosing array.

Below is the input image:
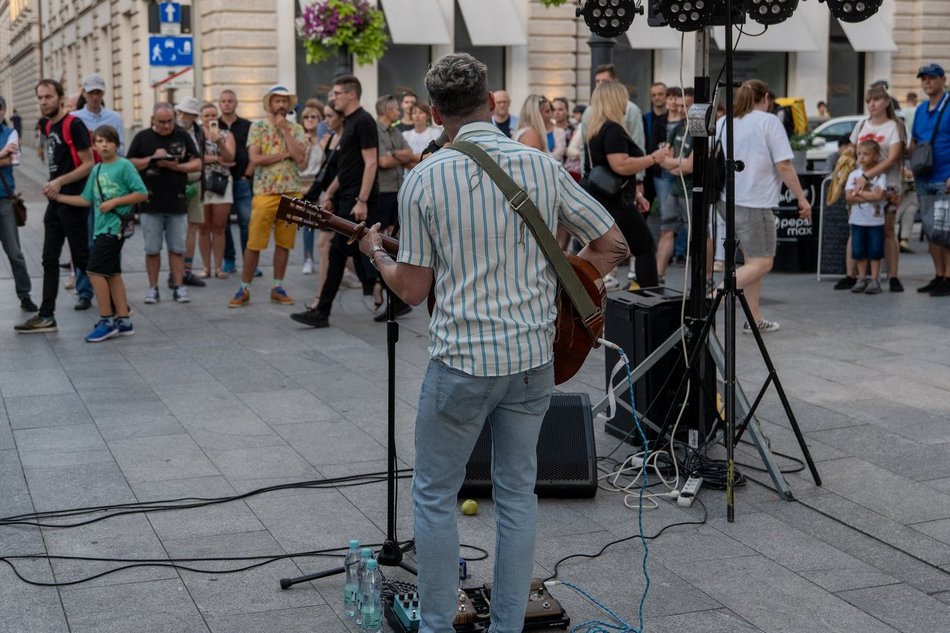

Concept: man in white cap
[[71, 73, 125, 310], [175, 96, 208, 288], [73, 73, 125, 154], [228, 85, 306, 307]]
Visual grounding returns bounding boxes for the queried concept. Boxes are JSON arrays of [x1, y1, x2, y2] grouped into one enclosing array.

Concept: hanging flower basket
[[296, 0, 388, 66], [539, 0, 571, 7]]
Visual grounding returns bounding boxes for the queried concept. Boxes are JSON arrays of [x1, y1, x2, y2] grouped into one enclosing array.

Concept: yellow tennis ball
[[461, 499, 479, 516]]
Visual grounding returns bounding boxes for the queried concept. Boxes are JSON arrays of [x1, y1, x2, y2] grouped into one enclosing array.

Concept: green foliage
[[296, 0, 388, 66], [789, 133, 814, 152], [539, 0, 571, 6]]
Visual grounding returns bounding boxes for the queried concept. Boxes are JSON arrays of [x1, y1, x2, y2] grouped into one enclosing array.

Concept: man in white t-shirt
[[716, 80, 811, 334]]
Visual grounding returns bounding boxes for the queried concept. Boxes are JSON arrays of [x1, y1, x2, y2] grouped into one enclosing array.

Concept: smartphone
[[209, 120, 219, 132]]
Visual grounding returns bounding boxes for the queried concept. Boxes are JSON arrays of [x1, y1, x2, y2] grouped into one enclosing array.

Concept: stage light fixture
[[578, 0, 639, 38], [823, 0, 882, 23], [659, 0, 715, 32], [745, 0, 798, 25]]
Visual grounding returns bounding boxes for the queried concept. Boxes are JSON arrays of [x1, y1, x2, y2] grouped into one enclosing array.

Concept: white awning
[[379, 0, 451, 45], [838, 15, 897, 52], [625, 17, 683, 50], [713, 12, 818, 52], [457, 0, 527, 46]]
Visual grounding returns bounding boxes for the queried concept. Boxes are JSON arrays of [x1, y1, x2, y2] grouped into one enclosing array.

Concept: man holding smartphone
[[126, 102, 203, 304]]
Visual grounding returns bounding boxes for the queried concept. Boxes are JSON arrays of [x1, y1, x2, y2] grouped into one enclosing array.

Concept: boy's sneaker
[[290, 307, 330, 328], [270, 286, 294, 305], [865, 279, 882, 295], [15, 315, 58, 334], [113, 318, 135, 337], [173, 286, 190, 303], [743, 319, 780, 334], [85, 318, 118, 343], [229, 287, 250, 308], [889, 277, 904, 292], [833, 276, 856, 290], [851, 278, 868, 293], [144, 287, 160, 304]]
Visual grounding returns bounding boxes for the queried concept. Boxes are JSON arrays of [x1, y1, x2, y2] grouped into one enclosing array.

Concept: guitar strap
[[451, 140, 602, 335]]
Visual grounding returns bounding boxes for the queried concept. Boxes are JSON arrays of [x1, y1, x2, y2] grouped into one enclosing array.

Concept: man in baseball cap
[[228, 84, 306, 307], [917, 62, 945, 79]]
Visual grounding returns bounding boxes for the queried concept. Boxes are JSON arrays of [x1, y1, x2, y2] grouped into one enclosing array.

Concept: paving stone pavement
[[1, 150, 949, 632]]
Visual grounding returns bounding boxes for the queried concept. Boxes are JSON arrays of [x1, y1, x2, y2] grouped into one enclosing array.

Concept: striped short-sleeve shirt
[[397, 121, 614, 377]]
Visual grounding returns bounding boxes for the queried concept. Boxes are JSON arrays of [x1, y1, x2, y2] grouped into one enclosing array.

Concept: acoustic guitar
[[276, 196, 605, 384]]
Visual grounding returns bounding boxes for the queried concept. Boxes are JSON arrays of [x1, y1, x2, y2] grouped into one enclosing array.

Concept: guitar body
[[554, 255, 606, 384], [276, 196, 605, 385]]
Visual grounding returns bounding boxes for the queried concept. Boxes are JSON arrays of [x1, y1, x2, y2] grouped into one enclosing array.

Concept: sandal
[[215, 270, 229, 279], [197, 269, 211, 279]]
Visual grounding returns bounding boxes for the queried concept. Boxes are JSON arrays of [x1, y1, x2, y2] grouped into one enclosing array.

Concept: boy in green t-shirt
[[53, 125, 148, 342]]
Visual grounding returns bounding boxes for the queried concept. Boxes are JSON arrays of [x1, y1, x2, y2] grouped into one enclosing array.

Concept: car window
[[816, 121, 857, 140]]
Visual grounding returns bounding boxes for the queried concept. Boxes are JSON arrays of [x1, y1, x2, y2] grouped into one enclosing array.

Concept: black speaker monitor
[[461, 392, 597, 499]]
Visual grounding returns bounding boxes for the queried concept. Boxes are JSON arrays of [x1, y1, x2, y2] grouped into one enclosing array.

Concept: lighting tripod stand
[[592, 23, 821, 521]]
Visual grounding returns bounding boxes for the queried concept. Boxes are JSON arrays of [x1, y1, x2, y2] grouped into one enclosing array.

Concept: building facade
[[0, 0, 944, 144]]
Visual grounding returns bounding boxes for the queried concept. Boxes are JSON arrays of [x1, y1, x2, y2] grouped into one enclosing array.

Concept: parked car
[[806, 115, 863, 165]]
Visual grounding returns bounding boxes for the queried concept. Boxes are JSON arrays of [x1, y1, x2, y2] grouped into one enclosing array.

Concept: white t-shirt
[[403, 127, 442, 158], [849, 118, 904, 192], [716, 110, 794, 208], [846, 169, 887, 226]]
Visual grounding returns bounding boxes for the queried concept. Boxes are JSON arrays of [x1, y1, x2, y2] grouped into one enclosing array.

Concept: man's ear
[[488, 91, 496, 114], [431, 105, 444, 127]]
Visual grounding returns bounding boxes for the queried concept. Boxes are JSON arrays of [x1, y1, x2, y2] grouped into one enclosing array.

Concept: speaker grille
[[461, 393, 597, 498]]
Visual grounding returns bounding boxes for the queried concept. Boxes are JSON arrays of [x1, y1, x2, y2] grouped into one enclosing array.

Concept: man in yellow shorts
[[229, 85, 306, 307]]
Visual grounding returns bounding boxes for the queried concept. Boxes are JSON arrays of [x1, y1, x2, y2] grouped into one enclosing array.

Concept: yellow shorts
[[247, 193, 300, 251]]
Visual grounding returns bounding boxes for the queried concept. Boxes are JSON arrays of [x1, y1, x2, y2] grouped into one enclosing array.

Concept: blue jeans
[[0, 197, 32, 298], [916, 179, 947, 240], [413, 359, 554, 633], [223, 178, 252, 263]]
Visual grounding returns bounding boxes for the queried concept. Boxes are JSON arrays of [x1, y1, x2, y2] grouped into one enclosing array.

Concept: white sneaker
[[173, 286, 190, 303], [302, 259, 314, 275], [743, 319, 780, 334], [144, 287, 160, 304], [627, 269, 636, 280], [342, 270, 362, 289], [603, 274, 621, 291]]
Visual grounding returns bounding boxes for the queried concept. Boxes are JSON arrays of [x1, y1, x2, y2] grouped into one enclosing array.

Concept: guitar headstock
[[276, 196, 329, 231]]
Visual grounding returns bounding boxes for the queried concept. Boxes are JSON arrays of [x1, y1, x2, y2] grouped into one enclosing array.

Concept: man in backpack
[[16, 79, 95, 333]]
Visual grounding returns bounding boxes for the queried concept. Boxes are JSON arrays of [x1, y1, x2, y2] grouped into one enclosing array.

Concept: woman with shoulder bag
[[584, 80, 669, 289], [198, 102, 236, 279]]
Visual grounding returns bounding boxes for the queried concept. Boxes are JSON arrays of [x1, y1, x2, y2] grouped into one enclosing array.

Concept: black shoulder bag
[[909, 93, 948, 179], [0, 170, 26, 227]]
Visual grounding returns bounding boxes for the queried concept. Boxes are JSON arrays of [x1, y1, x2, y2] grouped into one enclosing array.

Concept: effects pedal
[[390, 591, 422, 631], [677, 476, 703, 507]]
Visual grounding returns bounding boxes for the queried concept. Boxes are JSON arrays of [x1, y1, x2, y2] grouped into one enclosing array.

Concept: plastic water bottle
[[343, 540, 361, 618], [359, 559, 383, 633], [354, 547, 373, 625]]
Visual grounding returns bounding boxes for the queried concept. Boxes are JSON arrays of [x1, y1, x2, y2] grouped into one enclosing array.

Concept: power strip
[[676, 476, 703, 507]]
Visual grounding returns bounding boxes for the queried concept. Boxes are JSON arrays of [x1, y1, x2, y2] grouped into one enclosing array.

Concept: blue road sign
[[159, 2, 181, 24], [149, 35, 193, 67]]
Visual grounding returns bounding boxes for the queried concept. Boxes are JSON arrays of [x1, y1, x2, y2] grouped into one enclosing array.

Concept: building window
[[454, 3, 505, 91], [611, 36, 653, 112], [827, 17, 864, 117], [709, 48, 788, 98], [377, 35, 431, 101]]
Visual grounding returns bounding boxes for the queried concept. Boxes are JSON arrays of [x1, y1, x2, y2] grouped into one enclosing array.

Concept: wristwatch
[[369, 245, 387, 269]]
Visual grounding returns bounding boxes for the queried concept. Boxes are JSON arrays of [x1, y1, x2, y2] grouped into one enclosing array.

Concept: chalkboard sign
[[773, 172, 826, 273], [818, 176, 849, 279]]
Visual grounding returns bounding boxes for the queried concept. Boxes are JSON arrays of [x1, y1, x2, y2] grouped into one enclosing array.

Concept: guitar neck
[[278, 196, 400, 255]]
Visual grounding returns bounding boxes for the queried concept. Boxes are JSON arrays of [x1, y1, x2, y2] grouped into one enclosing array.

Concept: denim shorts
[[850, 224, 884, 261], [916, 179, 947, 241], [141, 213, 187, 255], [661, 194, 689, 231]]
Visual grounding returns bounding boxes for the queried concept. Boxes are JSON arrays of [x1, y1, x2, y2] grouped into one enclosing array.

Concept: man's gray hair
[[425, 53, 489, 120], [153, 101, 174, 115]]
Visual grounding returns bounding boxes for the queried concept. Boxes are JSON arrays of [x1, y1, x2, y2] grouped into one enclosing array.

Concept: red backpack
[[44, 113, 102, 166]]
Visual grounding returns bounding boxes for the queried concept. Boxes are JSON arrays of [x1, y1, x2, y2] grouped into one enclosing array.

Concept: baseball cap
[[82, 73, 107, 93], [175, 96, 202, 115], [917, 63, 945, 78], [262, 85, 297, 113]]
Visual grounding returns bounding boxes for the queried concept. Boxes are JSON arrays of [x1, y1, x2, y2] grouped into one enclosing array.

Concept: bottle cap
[[366, 560, 378, 570], [349, 539, 360, 548], [361, 548, 372, 558]]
